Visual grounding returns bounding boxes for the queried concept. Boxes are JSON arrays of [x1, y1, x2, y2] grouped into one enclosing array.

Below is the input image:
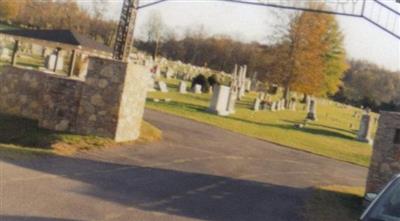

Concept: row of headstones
[[207, 81, 374, 145], [155, 80, 207, 94], [253, 98, 292, 112], [0, 46, 64, 71], [174, 78, 373, 147]]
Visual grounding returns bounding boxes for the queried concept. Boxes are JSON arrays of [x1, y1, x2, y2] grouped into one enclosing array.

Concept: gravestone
[[253, 98, 261, 111], [276, 100, 282, 111], [0, 47, 10, 60], [245, 79, 252, 92], [289, 100, 296, 111], [281, 100, 286, 110], [208, 85, 230, 116], [227, 89, 237, 114], [31, 44, 43, 56], [194, 84, 202, 94], [306, 99, 317, 121], [357, 114, 373, 145], [209, 86, 213, 94], [157, 81, 168, 93], [166, 69, 174, 79], [178, 81, 187, 94], [45, 54, 64, 71], [271, 101, 277, 112], [258, 92, 266, 100]]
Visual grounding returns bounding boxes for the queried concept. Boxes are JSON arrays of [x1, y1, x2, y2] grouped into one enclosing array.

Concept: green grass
[[147, 78, 375, 167], [0, 23, 16, 30], [304, 185, 365, 221], [0, 113, 162, 156]]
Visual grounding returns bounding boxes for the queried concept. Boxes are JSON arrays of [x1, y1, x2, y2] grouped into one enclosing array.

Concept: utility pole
[[113, 0, 139, 62]]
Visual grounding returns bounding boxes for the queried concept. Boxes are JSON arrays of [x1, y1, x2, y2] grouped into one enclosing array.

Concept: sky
[[79, 0, 400, 71]]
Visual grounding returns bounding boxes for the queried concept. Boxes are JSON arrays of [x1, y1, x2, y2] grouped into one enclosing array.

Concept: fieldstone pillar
[[74, 57, 148, 142], [366, 111, 400, 194]]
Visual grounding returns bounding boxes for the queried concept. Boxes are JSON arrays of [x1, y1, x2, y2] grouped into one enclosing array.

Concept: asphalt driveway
[[0, 109, 368, 221]]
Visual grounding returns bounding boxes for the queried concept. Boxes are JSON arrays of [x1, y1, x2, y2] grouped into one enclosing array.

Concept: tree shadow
[[283, 120, 356, 134], [226, 116, 355, 141], [0, 113, 59, 149], [1, 152, 311, 221]]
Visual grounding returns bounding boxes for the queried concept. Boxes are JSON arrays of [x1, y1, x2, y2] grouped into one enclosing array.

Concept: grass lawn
[[0, 113, 162, 156], [0, 23, 16, 30], [304, 185, 365, 221], [147, 78, 375, 167]]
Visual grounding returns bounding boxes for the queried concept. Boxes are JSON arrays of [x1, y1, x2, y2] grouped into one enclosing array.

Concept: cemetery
[[0, 1, 399, 221], [147, 75, 378, 167]]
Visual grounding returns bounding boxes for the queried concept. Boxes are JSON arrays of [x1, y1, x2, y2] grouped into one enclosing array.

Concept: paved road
[[0, 110, 367, 221]]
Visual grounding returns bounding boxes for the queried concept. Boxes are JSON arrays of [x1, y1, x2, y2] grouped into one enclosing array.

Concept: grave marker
[[194, 84, 202, 94], [253, 98, 261, 111], [157, 81, 168, 93], [306, 99, 317, 121], [178, 81, 187, 94], [357, 114, 373, 145], [208, 85, 231, 116]]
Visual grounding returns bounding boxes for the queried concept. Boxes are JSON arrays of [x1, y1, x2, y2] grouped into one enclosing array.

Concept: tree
[[0, 0, 21, 21], [142, 11, 166, 59], [272, 11, 328, 102], [341, 60, 400, 109], [6, 0, 116, 46], [265, 5, 347, 104], [320, 15, 348, 96]]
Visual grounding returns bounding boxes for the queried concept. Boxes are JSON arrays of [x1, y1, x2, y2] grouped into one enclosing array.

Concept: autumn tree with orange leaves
[[268, 9, 347, 103]]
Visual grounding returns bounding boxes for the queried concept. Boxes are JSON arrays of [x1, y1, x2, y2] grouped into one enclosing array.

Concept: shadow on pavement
[[0, 216, 82, 221], [1, 152, 310, 221]]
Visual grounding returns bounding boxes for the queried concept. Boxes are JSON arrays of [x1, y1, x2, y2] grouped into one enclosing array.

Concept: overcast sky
[[79, 0, 400, 71]]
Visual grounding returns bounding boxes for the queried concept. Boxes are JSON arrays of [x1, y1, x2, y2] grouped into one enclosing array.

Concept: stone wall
[[366, 111, 400, 193], [0, 57, 147, 142], [0, 67, 54, 119]]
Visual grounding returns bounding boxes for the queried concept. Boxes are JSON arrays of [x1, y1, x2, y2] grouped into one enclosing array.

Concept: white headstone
[[194, 84, 202, 94], [209, 86, 213, 94], [166, 69, 174, 79], [0, 47, 10, 60], [45, 54, 64, 71], [253, 98, 261, 111], [158, 81, 168, 93], [258, 92, 266, 100], [245, 79, 252, 92], [208, 85, 231, 116], [227, 88, 237, 114], [271, 101, 277, 112], [281, 99, 286, 110], [179, 81, 187, 94], [289, 100, 296, 111], [31, 44, 43, 56]]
